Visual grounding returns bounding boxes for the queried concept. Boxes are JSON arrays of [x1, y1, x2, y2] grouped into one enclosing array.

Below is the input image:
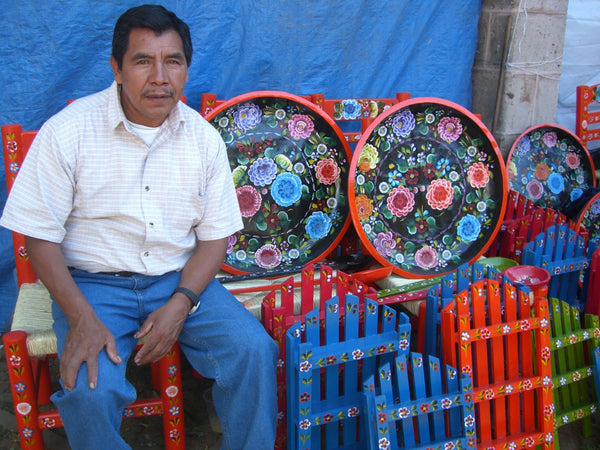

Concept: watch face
[[349, 97, 508, 278], [207, 91, 352, 275], [506, 124, 596, 211]]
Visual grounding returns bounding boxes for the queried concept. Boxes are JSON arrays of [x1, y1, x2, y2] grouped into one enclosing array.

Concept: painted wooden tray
[[506, 124, 596, 211], [575, 191, 600, 245], [206, 91, 352, 274], [349, 97, 508, 278]]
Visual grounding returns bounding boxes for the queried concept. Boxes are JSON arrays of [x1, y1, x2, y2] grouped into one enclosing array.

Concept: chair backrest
[[286, 294, 411, 450], [440, 278, 554, 448], [522, 224, 598, 310], [576, 83, 600, 147], [2, 123, 38, 286], [199, 92, 411, 144], [549, 297, 600, 440], [363, 354, 474, 449]]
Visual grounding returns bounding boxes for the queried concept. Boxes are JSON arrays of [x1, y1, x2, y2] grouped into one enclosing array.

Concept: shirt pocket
[[162, 189, 206, 238]]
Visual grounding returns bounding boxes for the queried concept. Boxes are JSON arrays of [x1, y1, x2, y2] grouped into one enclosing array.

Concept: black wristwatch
[[172, 287, 200, 315]]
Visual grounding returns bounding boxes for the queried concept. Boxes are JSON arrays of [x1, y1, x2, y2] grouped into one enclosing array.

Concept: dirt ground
[[0, 348, 599, 449]]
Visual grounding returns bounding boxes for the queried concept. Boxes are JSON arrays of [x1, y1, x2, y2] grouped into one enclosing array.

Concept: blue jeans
[[51, 269, 278, 450]]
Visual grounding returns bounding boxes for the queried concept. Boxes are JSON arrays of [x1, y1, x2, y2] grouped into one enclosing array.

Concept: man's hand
[[133, 294, 190, 365], [23, 236, 122, 391], [60, 312, 122, 391]]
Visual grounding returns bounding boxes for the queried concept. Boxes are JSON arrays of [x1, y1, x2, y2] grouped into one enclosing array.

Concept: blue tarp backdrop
[[0, 0, 481, 331]]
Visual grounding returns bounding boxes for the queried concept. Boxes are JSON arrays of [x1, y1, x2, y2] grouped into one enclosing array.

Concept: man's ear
[[110, 56, 122, 84]]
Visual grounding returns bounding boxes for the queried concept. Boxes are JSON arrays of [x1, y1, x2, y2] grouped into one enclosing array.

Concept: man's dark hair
[[112, 4, 192, 69]]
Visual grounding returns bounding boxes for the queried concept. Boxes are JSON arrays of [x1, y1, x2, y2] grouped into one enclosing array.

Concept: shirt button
[[145, 186, 150, 191], [144, 251, 150, 257]]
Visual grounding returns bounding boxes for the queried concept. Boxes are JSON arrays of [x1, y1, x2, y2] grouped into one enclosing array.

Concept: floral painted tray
[[506, 124, 596, 211], [349, 97, 507, 278], [575, 191, 600, 245], [207, 91, 352, 274]]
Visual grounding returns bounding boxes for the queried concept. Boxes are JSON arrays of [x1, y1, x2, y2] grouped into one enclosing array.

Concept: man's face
[[110, 28, 189, 127]]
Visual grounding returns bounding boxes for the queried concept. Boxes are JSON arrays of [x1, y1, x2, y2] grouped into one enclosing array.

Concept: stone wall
[[472, 0, 568, 157]]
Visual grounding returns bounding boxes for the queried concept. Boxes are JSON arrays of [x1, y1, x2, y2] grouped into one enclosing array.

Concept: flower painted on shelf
[[347, 407, 359, 417], [457, 214, 481, 242], [42, 418, 56, 427], [165, 385, 179, 398], [378, 437, 391, 450], [299, 419, 311, 430], [305, 211, 332, 240], [270, 172, 302, 207], [398, 407, 410, 418], [16, 402, 32, 416], [169, 406, 181, 416], [315, 158, 341, 185], [526, 179, 544, 201], [542, 131, 557, 147], [300, 361, 312, 372], [352, 349, 364, 360], [535, 162, 551, 181], [441, 397, 453, 409], [387, 186, 415, 217], [299, 392, 311, 403], [255, 244, 282, 269], [9, 355, 21, 366], [355, 194, 374, 221], [248, 157, 277, 186], [340, 99, 361, 119], [392, 109, 416, 138], [438, 116, 463, 142], [565, 152, 581, 169], [357, 143, 379, 171], [415, 245, 438, 269], [287, 114, 314, 139], [426, 179, 454, 210], [233, 103, 262, 131], [373, 231, 396, 257], [467, 162, 490, 188], [236, 185, 262, 217], [547, 172, 565, 194]]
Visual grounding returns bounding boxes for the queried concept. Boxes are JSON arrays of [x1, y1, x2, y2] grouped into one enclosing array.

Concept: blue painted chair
[[286, 294, 411, 450], [363, 353, 476, 449]]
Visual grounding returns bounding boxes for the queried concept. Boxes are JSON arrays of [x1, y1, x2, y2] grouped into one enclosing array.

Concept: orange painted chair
[[2, 123, 185, 449], [576, 83, 600, 150], [440, 275, 554, 448]]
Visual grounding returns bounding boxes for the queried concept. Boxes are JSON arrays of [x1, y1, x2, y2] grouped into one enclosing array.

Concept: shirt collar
[[108, 81, 186, 132]]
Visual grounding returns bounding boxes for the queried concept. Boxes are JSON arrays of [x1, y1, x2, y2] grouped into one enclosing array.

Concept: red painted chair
[[2, 123, 185, 449], [261, 264, 378, 449]]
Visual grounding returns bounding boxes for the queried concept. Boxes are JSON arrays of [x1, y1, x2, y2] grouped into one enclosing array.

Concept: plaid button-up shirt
[[1, 82, 242, 275]]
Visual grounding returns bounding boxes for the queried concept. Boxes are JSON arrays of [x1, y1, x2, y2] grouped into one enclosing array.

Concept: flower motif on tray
[[210, 95, 350, 273], [352, 102, 505, 277], [507, 126, 594, 211]]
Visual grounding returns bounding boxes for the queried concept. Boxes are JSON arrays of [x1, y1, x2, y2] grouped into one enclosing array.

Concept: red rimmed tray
[[206, 91, 352, 274], [349, 97, 508, 278], [506, 123, 596, 211], [575, 191, 600, 245]]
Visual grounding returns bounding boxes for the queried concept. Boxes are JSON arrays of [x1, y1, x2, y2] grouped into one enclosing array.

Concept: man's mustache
[[142, 88, 175, 97]]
